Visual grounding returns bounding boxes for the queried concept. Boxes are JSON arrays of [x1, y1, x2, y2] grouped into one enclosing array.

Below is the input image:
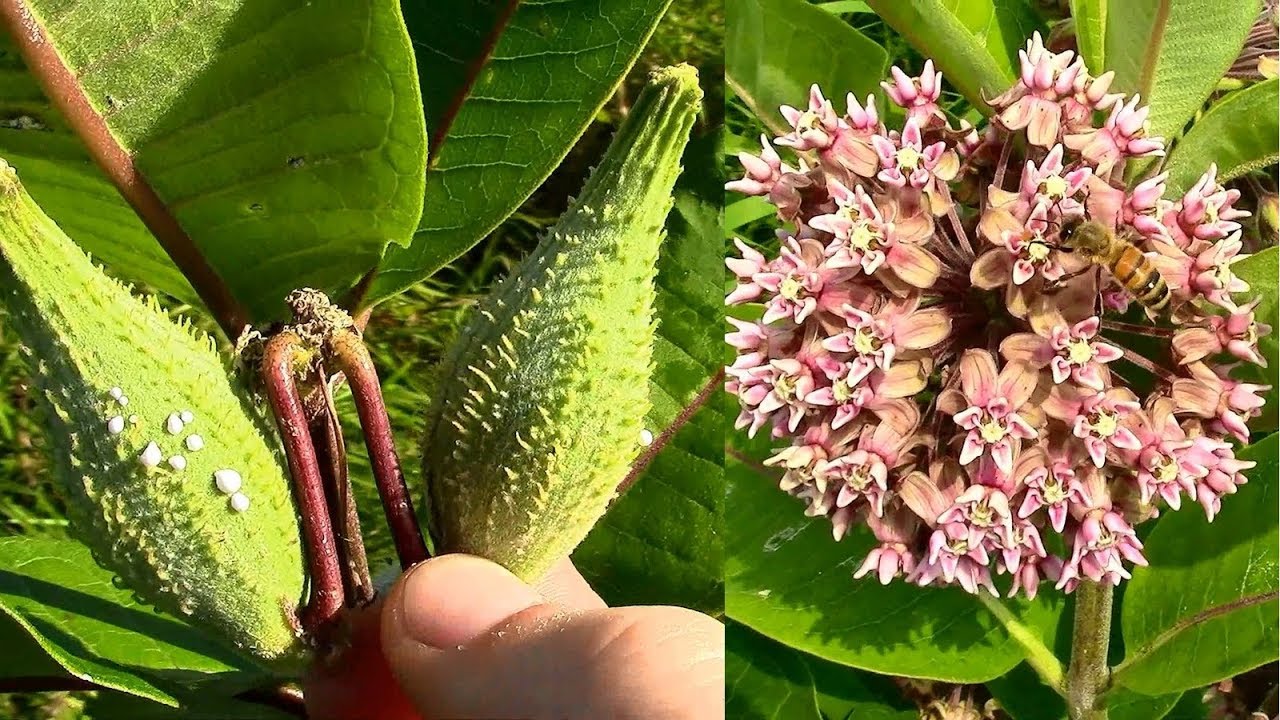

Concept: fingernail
[[386, 554, 543, 649]]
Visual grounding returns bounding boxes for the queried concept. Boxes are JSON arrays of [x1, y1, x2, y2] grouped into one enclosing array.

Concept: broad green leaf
[[725, 447, 1068, 682], [727, 621, 917, 720], [367, 0, 672, 304], [1107, 688, 1183, 720], [940, 0, 1046, 72], [817, 1, 872, 15], [84, 689, 296, 720], [1104, 0, 1260, 142], [725, 196, 774, 236], [865, 0, 1020, 113], [1162, 79, 1280, 197], [1114, 434, 1279, 696], [1069, 0, 1107, 73], [726, 0, 888, 135], [1162, 692, 1211, 720], [0, 33, 195, 307], [727, 621, 822, 720], [1231, 247, 1278, 433], [10, 0, 428, 323], [574, 133, 723, 613], [0, 537, 259, 707]]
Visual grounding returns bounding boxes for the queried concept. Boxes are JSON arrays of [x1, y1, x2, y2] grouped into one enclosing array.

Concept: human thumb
[[380, 554, 723, 720]]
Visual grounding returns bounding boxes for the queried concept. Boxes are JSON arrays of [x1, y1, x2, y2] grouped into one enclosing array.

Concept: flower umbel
[[726, 36, 1269, 598]]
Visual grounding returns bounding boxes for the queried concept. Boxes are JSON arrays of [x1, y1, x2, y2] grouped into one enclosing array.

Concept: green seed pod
[[422, 65, 702, 580], [0, 160, 305, 666]]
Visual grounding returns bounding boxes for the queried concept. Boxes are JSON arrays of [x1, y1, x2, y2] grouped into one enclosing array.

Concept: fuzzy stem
[[325, 329, 429, 569], [1066, 580, 1114, 720], [308, 377, 374, 607], [261, 333, 345, 637], [1115, 345, 1179, 385], [939, 183, 976, 260], [992, 135, 1014, 193], [1100, 319, 1174, 337]]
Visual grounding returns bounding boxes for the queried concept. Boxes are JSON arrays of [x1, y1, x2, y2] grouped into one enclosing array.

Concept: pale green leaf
[[1162, 79, 1279, 196], [1070, 0, 1108, 73]]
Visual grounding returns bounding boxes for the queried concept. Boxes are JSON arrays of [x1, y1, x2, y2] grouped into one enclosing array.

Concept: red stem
[[261, 334, 344, 636], [308, 379, 374, 607], [326, 330, 429, 569]]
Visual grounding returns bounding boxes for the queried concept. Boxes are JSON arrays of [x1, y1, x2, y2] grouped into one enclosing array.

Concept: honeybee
[[1056, 216, 1171, 314]]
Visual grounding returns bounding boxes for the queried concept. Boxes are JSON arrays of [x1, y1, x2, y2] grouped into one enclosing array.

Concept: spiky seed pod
[[422, 65, 703, 580], [0, 160, 305, 666]]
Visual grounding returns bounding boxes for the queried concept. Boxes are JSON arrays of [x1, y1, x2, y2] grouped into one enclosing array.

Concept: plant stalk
[[325, 329, 429, 569], [261, 333, 345, 638], [1066, 580, 1114, 720], [307, 375, 374, 607]]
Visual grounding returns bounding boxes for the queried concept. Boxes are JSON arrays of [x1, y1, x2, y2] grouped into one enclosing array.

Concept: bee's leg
[[1046, 265, 1094, 292]]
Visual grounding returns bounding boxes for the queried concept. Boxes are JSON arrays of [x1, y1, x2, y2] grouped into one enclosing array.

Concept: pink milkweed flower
[[938, 350, 1041, 475], [1065, 94, 1166, 175], [1149, 232, 1251, 310], [1059, 510, 1148, 588], [1001, 316, 1123, 391], [1007, 553, 1063, 599], [1015, 446, 1093, 532], [807, 358, 927, 430], [1184, 436, 1255, 520], [882, 60, 946, 127], [824, 297, 953, 370], [726, 134, 790, 196], [1169, 164, 1251, 243], [871, 118, 952, 190], [752, 238, 858, 324], [937, 484, 1014, 545], [854, 507, 922, 580], [1172, 298, 1271, 366], [1018, 144, 1092, 217], [734, 358, 818, 437], [916, 522, 999, 595], [992, 34, 1082, 147], [1124, 172, 1171, 240], [811, 182, 942, 294], [815, 421, 920, 516], [1121, 397, 1201, 511], [1172, 362, 1270, 442], [1061, 69, 1122, 132], [1046, 386, 1142, 467], [777, 85, 843, 152], [994, 514, 1048, 577]]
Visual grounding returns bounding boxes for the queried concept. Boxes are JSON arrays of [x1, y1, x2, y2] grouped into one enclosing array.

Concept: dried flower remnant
[[725, 32, 1271, 598]]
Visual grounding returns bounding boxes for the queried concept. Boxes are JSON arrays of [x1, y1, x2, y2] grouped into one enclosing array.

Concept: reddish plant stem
[[308, 377, 374, 607], [325, 329, 429, 568], [1115, 344, 1179, 385], [0, 0, 249, 340], [1100, 319, 1175, 337], [261, 333, 345, 636], [992, 135, 1014, 194]]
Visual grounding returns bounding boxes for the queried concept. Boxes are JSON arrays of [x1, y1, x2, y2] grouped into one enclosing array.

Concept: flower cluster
[[725, 33, 1270, 598]]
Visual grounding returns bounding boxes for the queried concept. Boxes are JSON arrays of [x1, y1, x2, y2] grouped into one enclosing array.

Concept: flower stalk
[[1066, 580, 1114, 720]]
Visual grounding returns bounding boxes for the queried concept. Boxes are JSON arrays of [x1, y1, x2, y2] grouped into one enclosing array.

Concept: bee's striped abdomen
[[1107, 243, 1170, 313]]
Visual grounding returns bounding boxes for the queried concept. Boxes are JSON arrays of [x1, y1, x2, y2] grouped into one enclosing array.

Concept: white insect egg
[[214, 469, 242, 495], [185, 434, 204, 452], [106, 416, 125, 435], [128, 414, 139, 425], [165, 413, 185, 435], [640, 428, 655, 446], [117, 395, 129, 407], [168, 455, 187, 471], [139, 442, 162, 468], [180, 410, 194, 424], [229, 492, 250, 513], [108, 387, 123, 400]]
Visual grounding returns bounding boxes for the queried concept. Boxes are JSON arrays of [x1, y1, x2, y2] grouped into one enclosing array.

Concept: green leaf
[[8, 0, 428, 322], [727, 621, 822, 720], [727, 621, 917, 720], [574, 132, 723, 613], [367, 0, 672, 304], [987, 663, 1182, 720], [865, 0, 1022, 113], [1162, 79, 1280, 197], [940, 0, 1046, 72], [1162, 691, 1211, 720], [1113, 434, 1279, 696], [725, 447, 1068, 683], [817, 1, 873, 14], [726, 0, 888, 135], [1069, 0, 1108, 73], [725, 196, 775, 236], [1231, 247, 1278, 433], [1107, 688, 1183, 720], [0, 32, 196, 307], [1104, 0, 1261, 142], [84, 689, 296, 720], [0, 536, 259, 707]]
